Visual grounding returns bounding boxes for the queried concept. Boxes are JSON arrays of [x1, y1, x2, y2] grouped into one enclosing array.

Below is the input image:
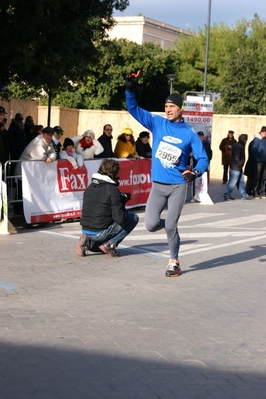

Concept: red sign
[[57, 161, 88, 193]]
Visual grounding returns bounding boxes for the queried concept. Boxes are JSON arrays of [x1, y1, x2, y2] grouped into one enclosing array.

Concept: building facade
[[108, 16, 192, 49]]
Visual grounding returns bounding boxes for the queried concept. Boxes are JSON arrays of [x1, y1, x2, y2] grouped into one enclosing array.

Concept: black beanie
[[165, 93, 183, 108], [63, 138, 74, 148], [139, 131, 150, 139]]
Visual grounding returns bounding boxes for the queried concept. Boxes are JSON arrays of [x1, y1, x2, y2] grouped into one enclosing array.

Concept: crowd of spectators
[[0, 114, 154, 174]]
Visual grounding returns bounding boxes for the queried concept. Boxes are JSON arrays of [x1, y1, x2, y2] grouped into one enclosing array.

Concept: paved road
[[1, 180, 266, 399]]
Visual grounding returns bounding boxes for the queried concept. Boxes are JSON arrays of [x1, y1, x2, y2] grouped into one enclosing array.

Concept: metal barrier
[[3, 160, 23, 214]]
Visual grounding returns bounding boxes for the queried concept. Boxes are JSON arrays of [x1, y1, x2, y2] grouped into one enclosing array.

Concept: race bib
[[155, 141, 182, 164]]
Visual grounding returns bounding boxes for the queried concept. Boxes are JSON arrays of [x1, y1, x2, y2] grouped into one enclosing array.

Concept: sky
[[114, 0, 266, 32]]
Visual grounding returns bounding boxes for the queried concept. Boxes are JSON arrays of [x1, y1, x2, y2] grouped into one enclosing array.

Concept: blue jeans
[[224, 169, 248, 199], [83, 212, 139, 250]]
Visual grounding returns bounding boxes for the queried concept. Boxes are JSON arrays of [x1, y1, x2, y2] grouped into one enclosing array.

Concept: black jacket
[[52, 139, 62, 160], [135, 138, 152, 158], [7, 120, 26, 160], [202, 141, 212, 162], [230, 141, 245, 172], [94, 133, 115, 158], [80, 173, 127, 231]]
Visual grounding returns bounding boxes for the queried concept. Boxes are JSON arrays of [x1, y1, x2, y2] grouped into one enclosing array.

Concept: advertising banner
[[183, 99, 213, 143], [22, 159, 151, 224]]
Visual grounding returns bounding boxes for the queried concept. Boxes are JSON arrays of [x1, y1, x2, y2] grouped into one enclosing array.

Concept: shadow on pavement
[[0, 343, 265, 399], [185, 244, 266, 274]]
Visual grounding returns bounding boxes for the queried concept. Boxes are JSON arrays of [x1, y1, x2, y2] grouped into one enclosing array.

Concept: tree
[[49, 39, 180, 111], [175, 15, 266, 115], [4, 10, 266, 116], [216, 15, 266, 114], [0, 0, 129, 123]]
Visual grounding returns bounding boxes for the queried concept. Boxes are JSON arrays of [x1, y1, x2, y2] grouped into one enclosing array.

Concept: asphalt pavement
[[1, 179, 266, 399]]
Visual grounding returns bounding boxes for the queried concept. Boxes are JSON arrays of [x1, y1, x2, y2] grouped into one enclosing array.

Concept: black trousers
[[223, 165, 229, 183]]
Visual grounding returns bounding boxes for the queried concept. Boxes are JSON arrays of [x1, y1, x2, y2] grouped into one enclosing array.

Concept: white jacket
[[72, 135, 104, 159], [59, 150, 84, 169], [15, 134, 56, 175]]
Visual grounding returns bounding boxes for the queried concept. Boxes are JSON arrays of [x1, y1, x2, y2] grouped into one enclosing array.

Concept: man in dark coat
[[7, 113, 26, 176], [244, 126, 266, 198], [224, 134, 252, 201], [95, 124, 115, 158], [197, 131, 212, 184], [219, 130, 237, 184], [0, 121, 9, 168], [24, 116, 35, 145]]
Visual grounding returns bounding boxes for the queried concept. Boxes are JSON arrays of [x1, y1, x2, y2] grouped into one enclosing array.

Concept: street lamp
[[203, 0, 212, 100], [166, 74, 176, 94]]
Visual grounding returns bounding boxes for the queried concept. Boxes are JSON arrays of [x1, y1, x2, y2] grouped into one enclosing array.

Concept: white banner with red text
[[183, 99, 213, 143], [22, 159, 152, 224]]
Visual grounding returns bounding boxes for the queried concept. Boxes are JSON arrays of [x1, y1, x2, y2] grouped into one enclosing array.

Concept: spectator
[[26, 124, 43, 145], [95, 124, 115, 158], [197, 131, 212, 184], [76, 159, 139, 257], [114, 127, 139, 159], [136, 131, 152, 158], [0, 106, 7, 124], [244, 126, 266, 198], [0, 119, 9, 168], [24, 116, 35, 145], [14, 127, 56, 214], [59, 137, 84, 169], [7, 113, 26, 177], [72, 129, 104, 159], [224, 134, 252, 201], [0, 123, 6, 169], [219, 130, 237, 184], [16, 126, 56, 167], [52, 126, 64, 159]]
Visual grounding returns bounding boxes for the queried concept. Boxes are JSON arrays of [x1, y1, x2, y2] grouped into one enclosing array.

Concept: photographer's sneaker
[[99, 242, 120, 257], [76, 234, 90, 257], [165, 259, 182, 277]]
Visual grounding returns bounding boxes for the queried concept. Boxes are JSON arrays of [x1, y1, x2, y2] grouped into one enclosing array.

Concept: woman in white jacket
[[72, 129, 104, 159], [59, 138, 84, 169]]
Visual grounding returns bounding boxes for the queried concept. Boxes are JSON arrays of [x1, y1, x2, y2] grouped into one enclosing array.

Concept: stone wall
[[2, 98, 266, 180]]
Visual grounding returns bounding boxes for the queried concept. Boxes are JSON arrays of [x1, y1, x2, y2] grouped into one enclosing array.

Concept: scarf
[[65, 149, 74, 157], [80, 137, 94, 149]]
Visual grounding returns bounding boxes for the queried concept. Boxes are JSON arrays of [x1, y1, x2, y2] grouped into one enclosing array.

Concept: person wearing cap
[[125, 70, 208, 277], [136, 131, 152, 158], [59, 137, 84, 169], [94, 124, 116, 158], [16, 127, 56, 166], [219, 130, 237, 184], [52, 126, 64, 159], [244, 126, 266, 198], [14, 127, 56, 214], [72, 129, 104, 159], [114, 127, 139, 159]]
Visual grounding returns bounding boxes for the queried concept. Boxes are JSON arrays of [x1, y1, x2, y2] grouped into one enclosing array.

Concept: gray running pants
[[144, 182, 187, 259]]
